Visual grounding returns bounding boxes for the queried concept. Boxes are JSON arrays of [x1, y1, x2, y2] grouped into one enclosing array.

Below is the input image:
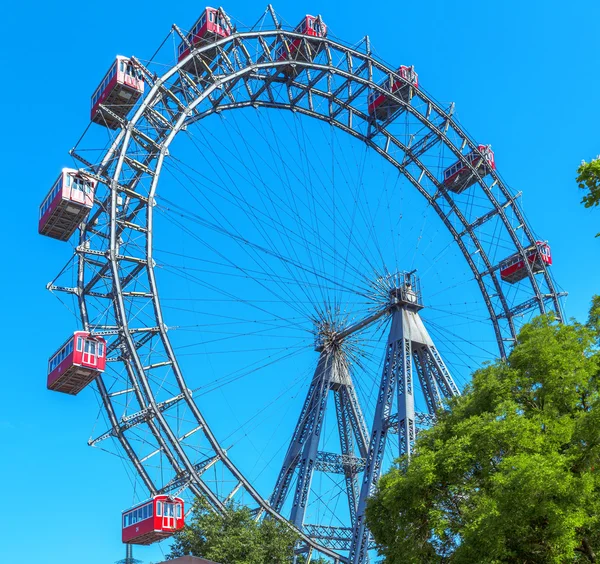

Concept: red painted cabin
[[443, 145, 496, 193], [499, 241, 552, 284], [47, 331, 107, 395], [178, 7, 232, 75], [276, 15, 327, 75], [91, 56, 144, 129], [367, 66, 419, 120], [39, 168, 97, 241], [122, 496, 185, 545]]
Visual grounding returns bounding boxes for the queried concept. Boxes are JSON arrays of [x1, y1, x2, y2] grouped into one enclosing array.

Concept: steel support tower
[[271, 272, 460, 561], [350, 271, 460, 563], [270, 319, 369, 537]]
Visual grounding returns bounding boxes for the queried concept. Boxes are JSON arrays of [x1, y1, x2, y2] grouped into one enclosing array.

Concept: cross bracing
[[314, 452, 366, 475], [303, 524, 375, 551], [46, 6, 566, 562]]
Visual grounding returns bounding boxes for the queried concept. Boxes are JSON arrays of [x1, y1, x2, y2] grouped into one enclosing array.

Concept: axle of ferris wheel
[[313, 270, 422, 353]]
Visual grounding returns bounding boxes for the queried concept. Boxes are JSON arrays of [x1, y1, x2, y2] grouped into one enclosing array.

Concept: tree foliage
[[366, 307, 600, 563], [577, 158, 600, 236], [167, 500, 297, 563], [588, 295, 600, 340], [577, 158, 600, 209], [167, 499, 330, 564]]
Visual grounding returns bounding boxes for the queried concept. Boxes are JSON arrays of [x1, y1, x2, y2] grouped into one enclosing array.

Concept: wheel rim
[[47, 13, 564, 562]]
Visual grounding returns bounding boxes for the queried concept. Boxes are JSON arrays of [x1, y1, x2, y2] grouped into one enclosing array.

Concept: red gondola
[[122, 495, 185, 545], [499, 241, 552, 284], [442, 145, 496, 193], [178, 7, 232, 75], [276, 15, 327, 76], [47, 331, 107, 395], [367, 66, 418, 120], [91, 56, 144, 129], [39, 168, 97, 241]]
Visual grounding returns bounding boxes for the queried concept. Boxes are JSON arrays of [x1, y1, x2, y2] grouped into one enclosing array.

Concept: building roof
[[158, 557, 221, 564]]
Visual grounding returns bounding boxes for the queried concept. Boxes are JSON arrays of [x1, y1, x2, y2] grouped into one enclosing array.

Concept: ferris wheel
[[40, 5, 565, 563]]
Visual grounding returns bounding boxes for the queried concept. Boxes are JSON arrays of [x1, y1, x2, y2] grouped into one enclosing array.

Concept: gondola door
[[163, 502, 175, 529], [83, 339, 98, 367]]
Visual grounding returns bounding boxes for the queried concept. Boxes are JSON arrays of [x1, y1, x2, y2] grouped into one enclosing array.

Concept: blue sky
[[0, 1, 599, 563]]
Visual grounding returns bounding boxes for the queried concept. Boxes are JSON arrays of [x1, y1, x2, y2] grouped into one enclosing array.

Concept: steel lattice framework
[[47, 6, 564, 563]]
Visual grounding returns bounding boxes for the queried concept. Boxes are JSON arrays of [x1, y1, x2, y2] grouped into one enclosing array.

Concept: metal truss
[[49, 6, 566, 563], [270, 346, 368, 533]]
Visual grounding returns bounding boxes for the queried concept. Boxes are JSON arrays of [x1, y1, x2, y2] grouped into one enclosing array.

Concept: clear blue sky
[[1, 1, 599, 563]]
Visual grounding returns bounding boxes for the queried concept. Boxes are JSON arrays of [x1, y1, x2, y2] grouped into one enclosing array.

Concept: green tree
[[167, 500, 295, 563], [588, 295, 600, 339], [577, 157, 600, 209], [577, 158, 600, 235], [167, 499, 331, 563], [366, 308, 600, 563]]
